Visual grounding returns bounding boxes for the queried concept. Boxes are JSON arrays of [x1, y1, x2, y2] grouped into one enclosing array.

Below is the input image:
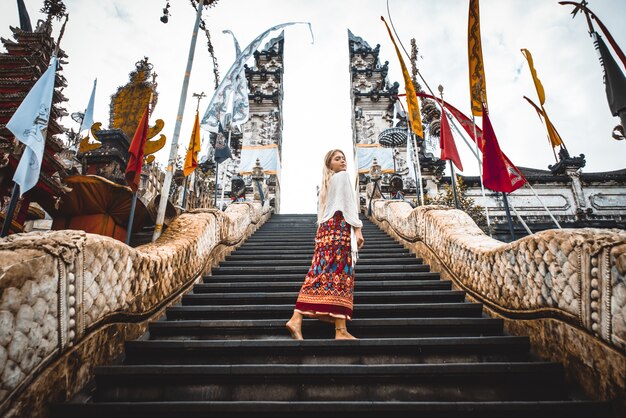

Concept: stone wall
[[370, 199, 626, 408], [0, 202, 271, 417]]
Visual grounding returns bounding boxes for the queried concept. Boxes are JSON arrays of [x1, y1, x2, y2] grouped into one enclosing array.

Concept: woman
[[285, 149, 365, 340]]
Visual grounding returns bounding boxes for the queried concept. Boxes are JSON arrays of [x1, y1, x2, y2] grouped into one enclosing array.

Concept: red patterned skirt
[[294, 211, 354, 320]]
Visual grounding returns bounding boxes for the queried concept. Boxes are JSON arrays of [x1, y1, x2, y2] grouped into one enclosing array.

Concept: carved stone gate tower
[[348, 30, 417, 202], [238, 32, 285, 212]]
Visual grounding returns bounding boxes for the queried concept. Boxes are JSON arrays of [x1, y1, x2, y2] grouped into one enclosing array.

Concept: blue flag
[[7, 56, 57, 195]]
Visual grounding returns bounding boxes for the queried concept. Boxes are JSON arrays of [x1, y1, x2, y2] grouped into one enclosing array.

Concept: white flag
[[7, 56, 57, 195], [79, 78, 97, 134]]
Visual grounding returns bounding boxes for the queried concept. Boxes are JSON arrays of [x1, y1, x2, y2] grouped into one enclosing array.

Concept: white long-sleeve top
[[318, 171, 363, 266]]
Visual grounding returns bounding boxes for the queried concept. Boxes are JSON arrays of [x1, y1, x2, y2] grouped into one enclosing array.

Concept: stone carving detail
[[260, 78, 279, 96], [354, 75, 373, 93], [371, 200, 626, 352], [0, 202, 271, 412], [262, 58, 282, 72], [351, 55, 370, 70]]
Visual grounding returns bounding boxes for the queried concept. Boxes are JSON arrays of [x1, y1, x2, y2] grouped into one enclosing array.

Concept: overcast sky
[[2, 0, 625, 213]]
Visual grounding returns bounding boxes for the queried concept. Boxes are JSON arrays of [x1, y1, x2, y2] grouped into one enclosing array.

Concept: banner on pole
[[125, 105, 150, 192], [521, 49, 564, 148], [79, 78, 97, 135], [468, 0, 488, 116], [481, 106, 526, 193], [440, 109, 464, 171], [7, 56, 57, 196], [183, 111, 202, 176], [381, 17, 423, 139]]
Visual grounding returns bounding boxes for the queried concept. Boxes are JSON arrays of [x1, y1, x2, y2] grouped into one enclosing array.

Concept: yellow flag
[[183, 111, 202, 177], [381, 16, 423, 139], [468, 0, 488, 116], [521, 49, 563, 147], [521, 49, 545, 104]]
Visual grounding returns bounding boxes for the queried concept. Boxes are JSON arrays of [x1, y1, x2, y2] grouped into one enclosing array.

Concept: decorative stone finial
[[252, 158, 265, 180], [370, 158, 382, 181]]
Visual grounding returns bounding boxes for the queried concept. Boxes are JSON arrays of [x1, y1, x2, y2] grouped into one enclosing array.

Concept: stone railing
[[370, 200, 626, 410], [0, 202, 271, 417], [371, 200, 626, 351]]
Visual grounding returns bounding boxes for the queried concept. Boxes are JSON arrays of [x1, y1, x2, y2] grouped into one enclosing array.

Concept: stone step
[[204, 271, 442, 283], [239, 241, 399, 249], [243, 239, 394, 246], [231, 247, 410, 255], [51, 400, 611, 418], [211, 264, 431, 275], [217, 257, 424, 268], [257, 226, 383, 231], [166, 302, 482, 320], [192, 279, 450, 293], [92, 363, 566, 402], [148, 318, 503, 340], [251, 230, 389, 236], [233, 245, 400, 252], [124, 336, 530, 365], [245, 235, 392, 242], [226, 252, 415, 260], [181, 290, 465, 306]]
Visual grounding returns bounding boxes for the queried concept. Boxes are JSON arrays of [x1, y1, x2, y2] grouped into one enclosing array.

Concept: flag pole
[[525, 183, 562, 229], [125, 93, 153, 245], [218, 129, 232, 210], [449, 161, 459, 209], [405, 125, 421, 205], [153, 0, 204, 241], [214, 162, 219, 207], [410, 130, 424, 205], [437, 87, 459, 210], [510, 202, 533, 236], [125, 191, 138, 245], [182, 176, 189, 209], [501, 192, 516, 241], [471, 115, 492, 235], [0, 184, 20, 237]]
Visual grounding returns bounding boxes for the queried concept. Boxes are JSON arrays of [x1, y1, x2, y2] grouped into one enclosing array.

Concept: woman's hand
[[355, 228, 365, 250]]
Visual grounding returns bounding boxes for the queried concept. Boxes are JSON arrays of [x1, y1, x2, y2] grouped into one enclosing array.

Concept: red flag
[[125, 106, 149, 192], [481, 106, 526, 193], [439, 109, 464, 171]]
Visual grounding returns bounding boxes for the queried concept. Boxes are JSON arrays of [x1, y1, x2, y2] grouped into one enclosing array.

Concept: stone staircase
[[53, 214, 610, 417]]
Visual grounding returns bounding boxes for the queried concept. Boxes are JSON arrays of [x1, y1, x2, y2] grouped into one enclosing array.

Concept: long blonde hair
[[317, 149, 345, 223]]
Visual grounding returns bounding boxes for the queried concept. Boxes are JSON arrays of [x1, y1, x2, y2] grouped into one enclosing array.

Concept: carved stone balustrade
[[0, 202, 271, 417], [370, 199, 626, 411]]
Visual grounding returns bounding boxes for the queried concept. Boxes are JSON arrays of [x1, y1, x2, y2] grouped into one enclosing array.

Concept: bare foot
[[286, 320, 303, 340], [335, 328, 357, 340]]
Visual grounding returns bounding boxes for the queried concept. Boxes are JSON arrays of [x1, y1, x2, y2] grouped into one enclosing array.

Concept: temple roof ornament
[[87, 57, 165, 165], [109, 57, 160, 139], [348, 29, 371, 50], [548, 147, 586, 175]]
